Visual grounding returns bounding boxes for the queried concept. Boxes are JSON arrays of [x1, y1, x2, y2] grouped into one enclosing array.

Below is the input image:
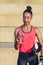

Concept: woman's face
[[23, 12, 32, 25]]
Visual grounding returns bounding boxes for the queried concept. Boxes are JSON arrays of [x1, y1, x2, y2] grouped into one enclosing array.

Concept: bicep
[[14, 27, 19, 43], [35, 28, 43, 46]]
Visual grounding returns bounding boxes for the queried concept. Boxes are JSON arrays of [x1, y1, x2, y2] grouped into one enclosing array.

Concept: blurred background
[[0, 0, 43, 65]]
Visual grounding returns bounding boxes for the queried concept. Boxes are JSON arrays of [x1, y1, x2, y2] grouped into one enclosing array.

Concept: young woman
[[14, 6, 43, 65]]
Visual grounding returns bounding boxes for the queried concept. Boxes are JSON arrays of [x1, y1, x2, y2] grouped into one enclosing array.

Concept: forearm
[[41, 46, 43, 56]]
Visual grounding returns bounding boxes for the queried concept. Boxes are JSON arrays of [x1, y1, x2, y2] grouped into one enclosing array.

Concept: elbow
[[14, 43, 18, 50]]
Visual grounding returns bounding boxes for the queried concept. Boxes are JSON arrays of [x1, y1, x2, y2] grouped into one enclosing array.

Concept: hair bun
[[27, 6, 32, 11]]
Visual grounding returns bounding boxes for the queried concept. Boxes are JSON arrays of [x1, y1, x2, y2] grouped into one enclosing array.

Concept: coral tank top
[[17, 25, 36, 53]]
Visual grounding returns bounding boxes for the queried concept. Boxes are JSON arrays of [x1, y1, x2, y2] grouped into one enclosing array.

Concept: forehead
[[23, 12, 31, 17]]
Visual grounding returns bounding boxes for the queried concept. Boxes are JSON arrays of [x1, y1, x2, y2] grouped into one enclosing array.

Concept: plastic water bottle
[[17, 30, 24, 44], [19, 35, 24, 44], [19, 32, 24, 44]]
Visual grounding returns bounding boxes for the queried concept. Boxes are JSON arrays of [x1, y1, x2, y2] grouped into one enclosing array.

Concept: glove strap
[[40, 56, 43, 61]]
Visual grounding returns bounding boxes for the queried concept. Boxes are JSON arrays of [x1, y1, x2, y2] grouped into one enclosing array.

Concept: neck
[[24, 23, 31, 28]]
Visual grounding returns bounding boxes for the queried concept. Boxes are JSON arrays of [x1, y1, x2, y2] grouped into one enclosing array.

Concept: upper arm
[[14, 27, 20, 43], [35, 27, 43, 46], [14, 28, 17, 40]]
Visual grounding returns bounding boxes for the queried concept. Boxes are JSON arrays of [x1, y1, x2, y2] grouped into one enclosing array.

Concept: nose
[[25, 18, 27, 22]]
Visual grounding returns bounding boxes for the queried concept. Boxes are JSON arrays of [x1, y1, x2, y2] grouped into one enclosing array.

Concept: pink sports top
[[17, 25, 36, 53]]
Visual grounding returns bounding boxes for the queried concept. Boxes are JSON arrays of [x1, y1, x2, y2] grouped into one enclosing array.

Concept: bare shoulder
[[14, 26, 20, 35], [35, 27, 40, 32], [35, 27, 41, 35]]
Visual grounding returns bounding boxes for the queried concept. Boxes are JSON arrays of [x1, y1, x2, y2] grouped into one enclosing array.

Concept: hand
[[40, 56, 43, 61], [38, 56, 43, 65], [14, 42, 20, 50], [14, 38, 20, 50]]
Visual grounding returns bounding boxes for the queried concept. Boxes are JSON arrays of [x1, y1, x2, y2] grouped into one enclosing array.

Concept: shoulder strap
[[17, 25, 22, 34]]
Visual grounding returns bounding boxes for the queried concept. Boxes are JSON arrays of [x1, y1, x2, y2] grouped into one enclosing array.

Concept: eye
[[27, 17, 30, 19], [23, 16, 26, 19]]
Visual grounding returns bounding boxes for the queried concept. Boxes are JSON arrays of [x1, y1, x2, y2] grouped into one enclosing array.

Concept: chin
[[24, 22, 30, 24]]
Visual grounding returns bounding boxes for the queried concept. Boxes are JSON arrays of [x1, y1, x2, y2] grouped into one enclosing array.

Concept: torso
[[17, 25, 36, 53]]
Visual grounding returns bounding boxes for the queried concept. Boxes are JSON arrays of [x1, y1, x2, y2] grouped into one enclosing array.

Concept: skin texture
[[14, 12, 43, 56]]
